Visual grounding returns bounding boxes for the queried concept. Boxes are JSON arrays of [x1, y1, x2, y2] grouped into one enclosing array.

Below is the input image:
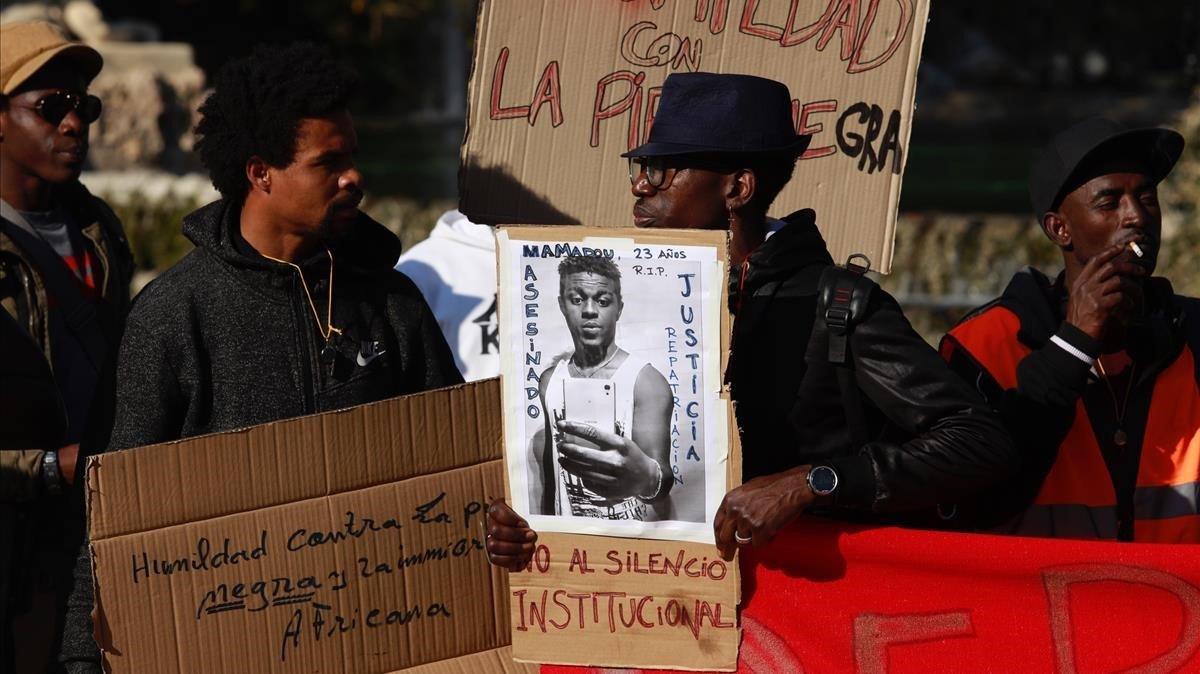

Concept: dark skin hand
[[1065, 243, 1146, 343], [555, 419, 659, 499], [485, 498, 537, 571], [713, 465, 817, 562]]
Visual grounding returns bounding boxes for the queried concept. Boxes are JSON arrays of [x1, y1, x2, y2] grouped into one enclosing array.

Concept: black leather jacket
[[727, 210, 1017, 514]]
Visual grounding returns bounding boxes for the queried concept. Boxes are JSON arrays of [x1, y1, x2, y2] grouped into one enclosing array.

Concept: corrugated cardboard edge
[[878, 0, 932, 274], [390, 646, 536, 673]]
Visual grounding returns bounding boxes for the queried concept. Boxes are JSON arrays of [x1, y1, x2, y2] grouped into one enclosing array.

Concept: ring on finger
[[734, 531, 752, 545]]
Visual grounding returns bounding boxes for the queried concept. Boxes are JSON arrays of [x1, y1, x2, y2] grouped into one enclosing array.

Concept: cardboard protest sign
[[86, 380, 537, 674], [497, 227, 741, 669], [462, 0, 931, 273], [508, 531, 741, 671]]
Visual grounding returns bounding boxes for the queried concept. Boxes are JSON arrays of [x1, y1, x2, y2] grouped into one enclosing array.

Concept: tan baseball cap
[[1, 20, 103, 95]]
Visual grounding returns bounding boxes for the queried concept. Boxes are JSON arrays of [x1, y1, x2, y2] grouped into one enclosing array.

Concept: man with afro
[[57, 43, 462, 672]]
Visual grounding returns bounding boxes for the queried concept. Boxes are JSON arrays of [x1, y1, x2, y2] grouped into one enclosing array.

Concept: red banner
[[543, 519, 1200, 673]]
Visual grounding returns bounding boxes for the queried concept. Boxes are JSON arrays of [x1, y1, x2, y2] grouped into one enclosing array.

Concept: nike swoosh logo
[[356, 350, 386, 367]]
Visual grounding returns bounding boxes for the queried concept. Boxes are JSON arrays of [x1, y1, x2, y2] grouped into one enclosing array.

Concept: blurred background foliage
[[3, 0, 1195, 336]]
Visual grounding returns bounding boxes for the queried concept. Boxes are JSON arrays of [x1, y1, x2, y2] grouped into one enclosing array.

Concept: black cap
[[622, 72, 810, 159], [1028, 118, 1184, 217]]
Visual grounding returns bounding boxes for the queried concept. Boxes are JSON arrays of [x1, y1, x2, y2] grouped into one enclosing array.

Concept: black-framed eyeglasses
[[628, 157, 676, 190], [12, 92, 102, 126], [628, 156, 743, 190]]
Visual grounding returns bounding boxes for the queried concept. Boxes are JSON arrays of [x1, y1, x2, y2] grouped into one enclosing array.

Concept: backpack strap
[[818, 254, 874, 363], [817, 254, 875, 447]]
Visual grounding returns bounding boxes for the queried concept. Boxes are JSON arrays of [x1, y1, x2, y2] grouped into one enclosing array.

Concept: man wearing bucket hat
[[0, 19, 133, 673], [486, 72, 1017, 567], [941, 118, 1198, 542]]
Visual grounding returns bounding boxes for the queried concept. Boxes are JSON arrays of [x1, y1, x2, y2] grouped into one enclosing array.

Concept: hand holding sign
[[713, 465, 816, 561], [556, 419, 660, 500], [486, 498, 538, 572]]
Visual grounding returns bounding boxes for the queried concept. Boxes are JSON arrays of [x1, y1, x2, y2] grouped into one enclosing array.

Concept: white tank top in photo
[[543, 352, 650, 520]]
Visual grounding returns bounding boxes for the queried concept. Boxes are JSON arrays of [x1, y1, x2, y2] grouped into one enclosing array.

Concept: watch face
[[809, 466, 838, 495]]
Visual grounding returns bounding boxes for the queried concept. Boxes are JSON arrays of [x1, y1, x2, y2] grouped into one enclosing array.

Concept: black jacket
[[728, 210, 1017, 513], [2, 310, 67, 673], [941, 267, 1200, 531], [60, 199, 463, 672]]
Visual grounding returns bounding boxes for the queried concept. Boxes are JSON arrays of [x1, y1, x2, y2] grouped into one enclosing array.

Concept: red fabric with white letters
[[542, 519, 1200, 673]]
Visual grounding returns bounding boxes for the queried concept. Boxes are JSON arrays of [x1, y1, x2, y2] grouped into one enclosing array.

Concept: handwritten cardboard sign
[[496, 227, 742, 670], [509, 532, 741, 670], [86, 380, 537, 674], [462, 0, 931, 273]]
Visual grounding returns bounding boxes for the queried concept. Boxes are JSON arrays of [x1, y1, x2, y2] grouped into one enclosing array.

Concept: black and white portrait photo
[[498, 231, 729, 543]]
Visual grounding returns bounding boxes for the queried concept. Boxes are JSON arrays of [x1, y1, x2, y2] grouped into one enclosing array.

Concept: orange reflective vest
[[944, 305, 1200, 543]]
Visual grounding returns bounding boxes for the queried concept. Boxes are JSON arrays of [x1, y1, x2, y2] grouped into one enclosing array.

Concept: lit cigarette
[[1129, 241, 1144, 258]]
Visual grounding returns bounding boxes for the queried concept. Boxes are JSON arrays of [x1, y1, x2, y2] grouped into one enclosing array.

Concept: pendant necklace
[[262, 247, 343, 364], [1094, 357, 1136, 448], [569, 348, 619, 378]]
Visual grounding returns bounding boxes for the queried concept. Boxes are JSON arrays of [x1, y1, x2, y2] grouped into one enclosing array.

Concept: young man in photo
[[527, 255, 672, 522], [486, 72, 1017, 568]]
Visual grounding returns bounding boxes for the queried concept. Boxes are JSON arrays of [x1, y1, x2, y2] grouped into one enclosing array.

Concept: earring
[[727, 206, 735, 227]]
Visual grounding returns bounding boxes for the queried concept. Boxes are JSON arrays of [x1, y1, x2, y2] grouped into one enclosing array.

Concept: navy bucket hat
[[622, 72, 811, 159]]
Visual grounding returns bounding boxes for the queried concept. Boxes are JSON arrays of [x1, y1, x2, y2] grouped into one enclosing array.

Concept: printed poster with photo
[[497, 227, 731, 544]]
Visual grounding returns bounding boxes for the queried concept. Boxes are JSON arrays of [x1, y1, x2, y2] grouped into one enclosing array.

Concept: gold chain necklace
[[1094, 357, 1136, 448], [260, 247, 342, 343]]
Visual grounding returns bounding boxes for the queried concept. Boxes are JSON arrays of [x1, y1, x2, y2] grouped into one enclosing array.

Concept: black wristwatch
[[42, 450, 64, 495], [806, 465, 838, 497]]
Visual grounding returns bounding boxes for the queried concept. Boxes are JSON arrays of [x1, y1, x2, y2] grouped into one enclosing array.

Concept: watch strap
[[42, 450, 63, 495]]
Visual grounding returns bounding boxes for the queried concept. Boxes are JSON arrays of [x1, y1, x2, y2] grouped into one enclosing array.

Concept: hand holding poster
[[462, 0, 931, 271]]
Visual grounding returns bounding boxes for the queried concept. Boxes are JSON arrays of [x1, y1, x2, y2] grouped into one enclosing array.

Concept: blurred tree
[[99, 0, 476, 111], [91, 0, 477, 197]]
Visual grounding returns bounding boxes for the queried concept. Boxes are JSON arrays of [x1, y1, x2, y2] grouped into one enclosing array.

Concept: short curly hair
[[195, 43, 358, 200], [558, 255, 622, 298]]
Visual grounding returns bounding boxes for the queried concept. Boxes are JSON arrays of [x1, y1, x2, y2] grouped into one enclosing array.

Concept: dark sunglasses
[[14, 92, 102, 125]]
